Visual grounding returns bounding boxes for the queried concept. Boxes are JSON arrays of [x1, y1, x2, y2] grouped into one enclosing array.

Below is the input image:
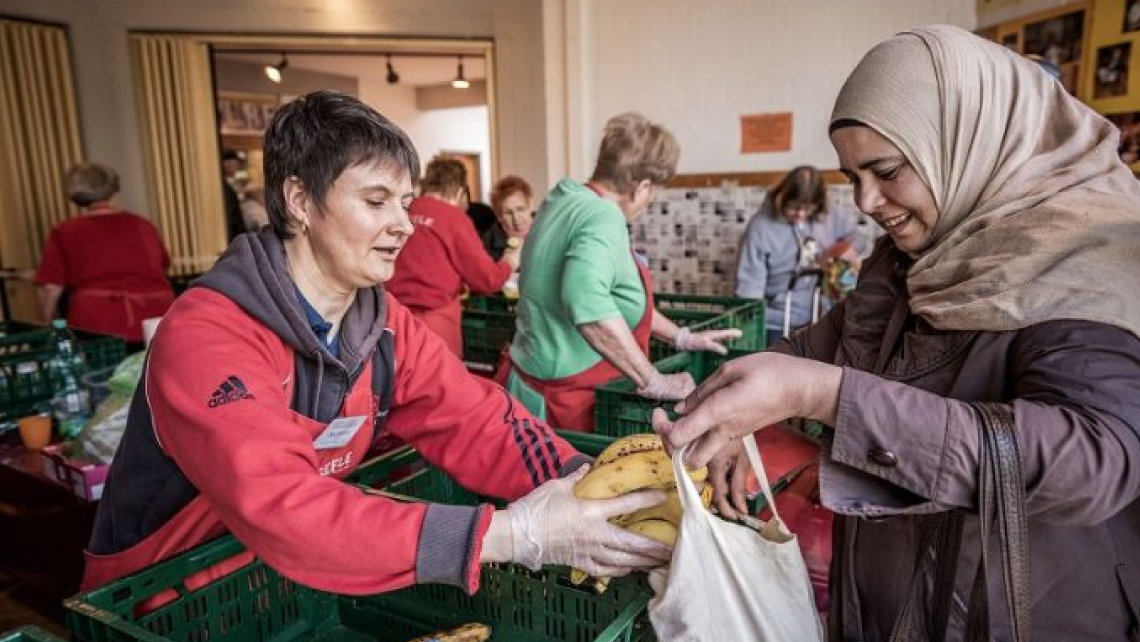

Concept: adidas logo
[[207, 376, 255, 408]]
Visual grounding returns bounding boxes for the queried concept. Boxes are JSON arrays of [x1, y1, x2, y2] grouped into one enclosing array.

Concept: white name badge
[[313, 415, 366, 450]]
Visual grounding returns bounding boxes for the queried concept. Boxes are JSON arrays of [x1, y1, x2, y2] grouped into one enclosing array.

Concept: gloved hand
[[673, 327, 744, 355], [508, 466, 673, 576], [637, 370, 696, 400]]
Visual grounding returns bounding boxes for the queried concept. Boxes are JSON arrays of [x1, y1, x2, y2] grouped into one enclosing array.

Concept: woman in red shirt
[[388, 159, 521, 356], [34, 162, 175, 343]]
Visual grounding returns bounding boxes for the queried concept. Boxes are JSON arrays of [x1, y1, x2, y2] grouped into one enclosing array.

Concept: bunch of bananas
[[402, 622, 490, 642], [569, 433, 711, 592]]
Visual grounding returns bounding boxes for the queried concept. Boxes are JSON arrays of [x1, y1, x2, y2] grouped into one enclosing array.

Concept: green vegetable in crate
[[69, 351, 146, 464], [401, 622, 491, 642]]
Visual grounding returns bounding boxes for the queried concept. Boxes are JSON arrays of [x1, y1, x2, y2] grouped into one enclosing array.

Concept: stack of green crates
[[460, 294, 517, 373], [594, 349, 755, 437], [460, 293, 765, 374], [65, 431, 655, 642], [649, 294, 766, 362], [0, 321, 128, 428]]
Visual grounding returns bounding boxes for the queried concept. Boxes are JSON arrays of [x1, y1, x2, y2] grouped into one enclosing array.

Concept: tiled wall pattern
[[632, 184, 879, 295]]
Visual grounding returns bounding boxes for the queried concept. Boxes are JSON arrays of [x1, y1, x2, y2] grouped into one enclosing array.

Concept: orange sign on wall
[[740, 112, 793, 153]]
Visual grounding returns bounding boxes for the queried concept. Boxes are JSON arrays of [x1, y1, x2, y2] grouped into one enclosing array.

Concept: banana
[[592, 576, 611, 594], [403, 622, 491, 642], [610, 484, 714, 528], [623, 518, 679, 546], [574, 449, 707, 499], [612, 489, 682, 527], [594, 433, 664, 467]]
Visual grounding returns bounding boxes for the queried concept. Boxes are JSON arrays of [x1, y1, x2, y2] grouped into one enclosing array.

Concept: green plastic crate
[[461, 294, 517, 314], [0, 327, 128, 412], [65, 431, 653, 642], [0, 321, 51, 357], [594, 349, 755, 438], [461, 309, 516, 373], [649, 294, 766, 362], [65, 532, 651, 642], [0, 627, 69, 642]]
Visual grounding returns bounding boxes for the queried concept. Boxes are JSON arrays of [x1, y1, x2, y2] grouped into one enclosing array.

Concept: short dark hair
[[767, 166, 827, 222], [263, 90, 421, 239]]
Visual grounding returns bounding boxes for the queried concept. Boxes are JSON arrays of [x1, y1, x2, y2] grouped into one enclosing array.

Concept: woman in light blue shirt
[[735, 166, 861, 346]]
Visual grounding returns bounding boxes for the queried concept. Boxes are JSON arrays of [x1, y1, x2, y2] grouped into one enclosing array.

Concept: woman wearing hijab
[[655, 25, 1140, 641]]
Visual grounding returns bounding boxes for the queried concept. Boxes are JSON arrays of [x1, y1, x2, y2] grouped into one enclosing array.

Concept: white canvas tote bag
[[648, 435, 825, 642]]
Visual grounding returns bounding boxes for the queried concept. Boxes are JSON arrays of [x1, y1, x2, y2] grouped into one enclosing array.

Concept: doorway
[[209, 39, 496, 234]]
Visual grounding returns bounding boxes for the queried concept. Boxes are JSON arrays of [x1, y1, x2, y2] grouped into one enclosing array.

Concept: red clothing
[[389, 195, 511, 305], [416, 298, 463, 357], [82, 288, 579, 597], [35, 211, 174, 341]]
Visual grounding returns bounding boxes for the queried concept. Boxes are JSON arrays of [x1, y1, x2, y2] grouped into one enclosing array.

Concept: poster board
[[739, 113, 793, 154]]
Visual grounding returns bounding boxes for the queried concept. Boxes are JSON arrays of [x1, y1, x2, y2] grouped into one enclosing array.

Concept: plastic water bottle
[[48, 319, 89, 439]]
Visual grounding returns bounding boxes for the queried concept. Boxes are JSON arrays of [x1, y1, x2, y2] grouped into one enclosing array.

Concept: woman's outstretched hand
[[652, 352, 842, 468]]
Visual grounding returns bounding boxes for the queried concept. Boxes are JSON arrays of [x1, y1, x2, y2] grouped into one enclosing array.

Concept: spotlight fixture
[[385, 54, 400, 85], [264, 53, 288, 84], [451, 55, 470, 90]]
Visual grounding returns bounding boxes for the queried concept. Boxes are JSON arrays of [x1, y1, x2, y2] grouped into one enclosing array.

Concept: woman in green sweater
[[501, 113, 739, 431]]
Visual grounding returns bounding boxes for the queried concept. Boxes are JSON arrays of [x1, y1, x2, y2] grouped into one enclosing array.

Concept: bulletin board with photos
[[633, 178, 876, 297], [985, 1, 1092, 96], [981, 0, 1140, 172], [216, 92, 284, 190], [217, 91, 282, 137]]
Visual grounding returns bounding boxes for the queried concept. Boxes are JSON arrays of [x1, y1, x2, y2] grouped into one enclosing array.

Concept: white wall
[[0, 0, 979, 212], [561, 0, 976, 179], [359, 82, 492, 198]]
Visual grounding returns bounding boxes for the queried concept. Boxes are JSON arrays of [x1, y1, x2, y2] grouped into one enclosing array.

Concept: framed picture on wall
[[1126, 0, 1140, 34], [217, 92, 280, 136], [1022, 10, 1085, 93], [1095, 43, 1131, 99]]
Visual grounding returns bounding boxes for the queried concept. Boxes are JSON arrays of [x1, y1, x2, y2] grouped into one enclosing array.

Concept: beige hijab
[[831, 24, 1140, 338]]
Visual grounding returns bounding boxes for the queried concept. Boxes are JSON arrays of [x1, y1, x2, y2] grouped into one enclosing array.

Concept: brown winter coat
[[783, 242, 1140, 642]]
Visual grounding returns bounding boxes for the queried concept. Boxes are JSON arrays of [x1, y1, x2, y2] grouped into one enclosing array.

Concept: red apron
[[411, 297, 463, 358], [69, 286, 175, 343], [506, 250, 654, 432]]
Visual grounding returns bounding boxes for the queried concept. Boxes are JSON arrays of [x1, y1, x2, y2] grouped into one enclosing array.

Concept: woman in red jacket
[[388, 159, 521, 356], [34, 162, 174, 344]]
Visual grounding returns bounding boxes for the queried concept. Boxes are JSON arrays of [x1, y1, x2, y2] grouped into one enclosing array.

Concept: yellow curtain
[[0, 18, 83, 321], [130, 34, 225, 276]]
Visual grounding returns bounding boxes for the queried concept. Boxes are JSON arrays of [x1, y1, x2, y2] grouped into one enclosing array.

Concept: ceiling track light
[[265, 53, 288, 83], [451, 55, 470, 90], [385, 54, 400, 85]]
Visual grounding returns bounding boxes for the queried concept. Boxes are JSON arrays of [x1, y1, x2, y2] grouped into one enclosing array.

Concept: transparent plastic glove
[[637, 370, 696, 401], [508, 466, 673, 576], [673, 327, 743, 355], [501, 245, 522, 271]]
